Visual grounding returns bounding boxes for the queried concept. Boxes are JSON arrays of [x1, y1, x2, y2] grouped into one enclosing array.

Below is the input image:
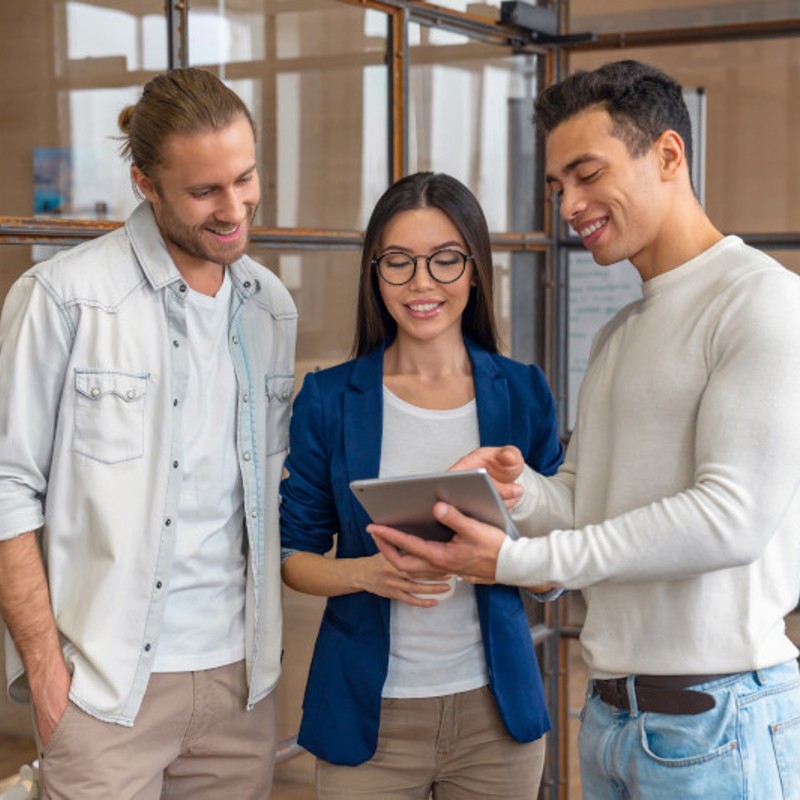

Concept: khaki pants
[[33, 661, 277, 800], [317, 685, 546, 800]]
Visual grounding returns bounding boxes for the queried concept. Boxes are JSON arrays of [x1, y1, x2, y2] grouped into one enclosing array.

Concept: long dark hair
[[351, 172, 499, 358]]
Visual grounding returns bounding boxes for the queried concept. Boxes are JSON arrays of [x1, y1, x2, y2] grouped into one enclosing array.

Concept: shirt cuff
[[496, 535, 548, 587], [509, 465, 541, 524]]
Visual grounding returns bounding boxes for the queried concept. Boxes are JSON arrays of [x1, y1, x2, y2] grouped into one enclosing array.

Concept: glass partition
[[66, 1, 167, 70], [490, 250, 515, 355], [412, 0, 502, 20], [409, 40, 541, 233], [189, 1, 390, 231], [0, 1, 164, 222], [247, 246, 360, 375]]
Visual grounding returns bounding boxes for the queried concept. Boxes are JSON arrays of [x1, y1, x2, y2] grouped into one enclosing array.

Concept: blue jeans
[[578, 660, 800, 799]]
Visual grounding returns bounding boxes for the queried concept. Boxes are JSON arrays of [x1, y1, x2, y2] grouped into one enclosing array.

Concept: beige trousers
[[33, 661, 277, 800], [316, 685, 546, 800]]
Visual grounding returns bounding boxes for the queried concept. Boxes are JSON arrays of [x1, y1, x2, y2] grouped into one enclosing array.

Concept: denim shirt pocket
[[265, 373, 294, 456], [73, 369, 149, 464]]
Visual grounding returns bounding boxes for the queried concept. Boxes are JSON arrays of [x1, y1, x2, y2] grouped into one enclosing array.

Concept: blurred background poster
[[33, 147, 73, 215]]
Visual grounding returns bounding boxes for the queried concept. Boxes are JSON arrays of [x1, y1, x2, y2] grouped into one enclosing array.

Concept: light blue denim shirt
[[0, 202, 297, 725]]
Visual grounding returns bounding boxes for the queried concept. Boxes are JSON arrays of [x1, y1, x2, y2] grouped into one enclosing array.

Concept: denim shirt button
[[165, 518, 172, 526], [144, 643, 151, 652], [90, 387, 100, 398], [126, 389, 135, 400], [178, 283, 187, 293], [242, 394, 249, 403], [232, 335, 239, 344], [251, 509, 258, 518], [243, 451, 251, 461]]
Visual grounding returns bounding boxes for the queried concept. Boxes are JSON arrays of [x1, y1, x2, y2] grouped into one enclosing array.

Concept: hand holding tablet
[[350, 468, 519, 543]]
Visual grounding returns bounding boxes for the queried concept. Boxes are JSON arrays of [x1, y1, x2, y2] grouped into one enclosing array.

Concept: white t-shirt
[[153, 271, 246, 672], [379, 387, 489, 698]]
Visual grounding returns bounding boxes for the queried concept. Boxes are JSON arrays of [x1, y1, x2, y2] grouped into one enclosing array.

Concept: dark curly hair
[[535, 60, 693, 176]]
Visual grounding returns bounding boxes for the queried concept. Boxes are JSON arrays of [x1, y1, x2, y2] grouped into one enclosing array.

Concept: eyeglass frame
[[371, 249, 475, 286]]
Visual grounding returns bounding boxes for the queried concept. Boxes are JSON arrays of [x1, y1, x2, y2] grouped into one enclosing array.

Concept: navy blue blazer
[[280, 338, 563, 766]]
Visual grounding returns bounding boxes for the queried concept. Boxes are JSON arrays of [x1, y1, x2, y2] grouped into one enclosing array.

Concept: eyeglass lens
[[377, 250, 467, 285]]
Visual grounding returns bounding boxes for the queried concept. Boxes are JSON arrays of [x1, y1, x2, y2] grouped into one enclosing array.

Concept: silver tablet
[[350, 468, 518, 542]]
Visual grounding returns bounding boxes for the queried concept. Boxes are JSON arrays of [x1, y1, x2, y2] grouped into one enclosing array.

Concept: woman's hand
[[356, 553, 453, 607]]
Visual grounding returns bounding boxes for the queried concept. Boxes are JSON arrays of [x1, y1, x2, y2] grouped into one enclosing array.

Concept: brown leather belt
[[592, 674, 733, 715]]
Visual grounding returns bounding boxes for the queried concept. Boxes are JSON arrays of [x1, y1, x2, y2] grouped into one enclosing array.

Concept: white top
[[154, 271, 246, 672], [499, 237, 800, 678], [379, 387, 488, 698]]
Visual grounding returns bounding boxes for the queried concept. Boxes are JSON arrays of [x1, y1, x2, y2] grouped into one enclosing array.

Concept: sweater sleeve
[[498, 267, 800, 589], [512, 450, 577, 536], [507, 363, 573, 536]]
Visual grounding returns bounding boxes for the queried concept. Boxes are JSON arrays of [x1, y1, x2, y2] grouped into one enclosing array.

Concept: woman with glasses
[[280, 172, 563, 799]]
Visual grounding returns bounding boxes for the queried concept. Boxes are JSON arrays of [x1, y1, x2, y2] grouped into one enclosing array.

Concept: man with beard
[[371, 61, 800, 798], [0, 68, 297, 798]]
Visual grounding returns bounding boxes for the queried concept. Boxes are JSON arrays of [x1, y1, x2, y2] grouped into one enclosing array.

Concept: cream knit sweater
[[499, 237, 800, 678]]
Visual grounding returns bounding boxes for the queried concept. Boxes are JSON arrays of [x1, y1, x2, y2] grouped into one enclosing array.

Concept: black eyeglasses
[[372, 249, 474, 286]]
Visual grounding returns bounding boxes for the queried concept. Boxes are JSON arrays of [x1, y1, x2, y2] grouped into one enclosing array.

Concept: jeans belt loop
[[625, 675, 639, 717]]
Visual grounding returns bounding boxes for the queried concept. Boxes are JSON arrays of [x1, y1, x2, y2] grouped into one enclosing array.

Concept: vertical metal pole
[[262, 8, 278, 229], [550, 6, 573, 796], [167, 0, 190, 69], [530, 2, 573, 796], [387, 8, 408, 182], [508, 71, 539, 366], [509, 44, 561, 800]]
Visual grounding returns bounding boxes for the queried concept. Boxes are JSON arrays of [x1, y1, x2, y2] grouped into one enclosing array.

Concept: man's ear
[[655, 129, 686, 181], [131, 165, 158, 203]]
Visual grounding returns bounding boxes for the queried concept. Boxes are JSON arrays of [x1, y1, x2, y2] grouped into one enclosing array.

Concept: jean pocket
[[639, 708, 739, 767], [73, 369, 148, 463], [771, 714, 800, 799]]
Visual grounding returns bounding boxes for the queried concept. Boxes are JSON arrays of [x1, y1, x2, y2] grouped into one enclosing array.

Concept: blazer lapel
[[467, 339, 512, 448], [343, 345, 385, 556], [343, 345, 385, 481]]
